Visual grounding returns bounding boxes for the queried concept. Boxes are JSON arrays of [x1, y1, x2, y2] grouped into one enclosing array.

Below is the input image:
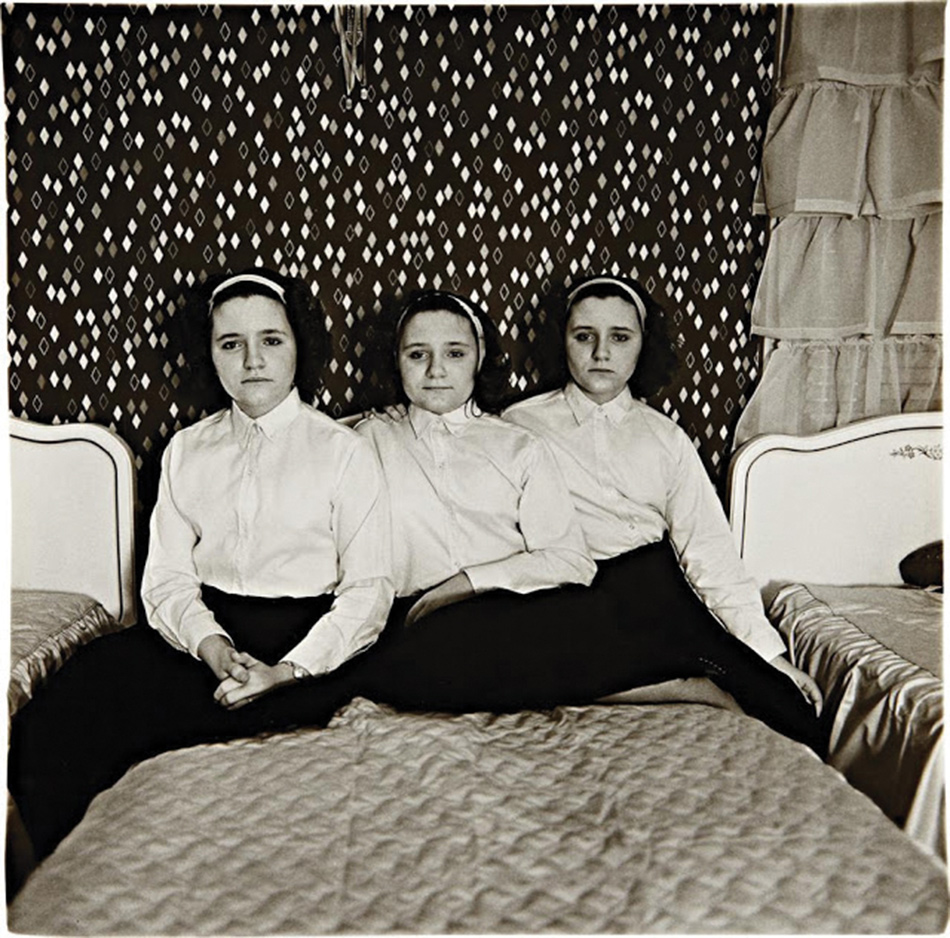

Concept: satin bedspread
[[9, 589, 123, 717], [771, 583, 944, 860]]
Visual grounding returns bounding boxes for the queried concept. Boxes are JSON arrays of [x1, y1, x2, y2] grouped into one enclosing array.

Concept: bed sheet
[[9, 697, 948, 935], [770, 583, 944, 860], [9, 589, 124, 716]]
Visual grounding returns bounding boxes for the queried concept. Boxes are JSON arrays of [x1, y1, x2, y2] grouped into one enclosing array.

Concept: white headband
[[397, 292, 487, 369], [209, 273, 287, 310], [565, 277, 647, 329]]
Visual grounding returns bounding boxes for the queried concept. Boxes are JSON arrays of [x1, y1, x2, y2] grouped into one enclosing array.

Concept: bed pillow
[[899, 541, 942, 589], [9, 590, 127, 716]]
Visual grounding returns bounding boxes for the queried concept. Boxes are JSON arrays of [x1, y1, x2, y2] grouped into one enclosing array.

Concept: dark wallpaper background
[[5, 3, 777, 517]]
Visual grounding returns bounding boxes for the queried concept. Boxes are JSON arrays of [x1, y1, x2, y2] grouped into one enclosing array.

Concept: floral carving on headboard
[[890, 444, 943, 461]]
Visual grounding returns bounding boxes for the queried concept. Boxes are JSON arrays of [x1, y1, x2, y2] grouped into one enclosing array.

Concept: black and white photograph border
[[3, 2, 946, 934]]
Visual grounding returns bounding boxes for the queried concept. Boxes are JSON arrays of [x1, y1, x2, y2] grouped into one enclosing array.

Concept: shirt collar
[[408, 401, 478, 438], [564, 381, 634, 427], [230, 387, 302, 442]]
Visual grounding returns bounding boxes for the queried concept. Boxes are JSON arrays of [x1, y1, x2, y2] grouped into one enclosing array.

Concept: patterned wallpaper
[[5, 3, 777, 513]]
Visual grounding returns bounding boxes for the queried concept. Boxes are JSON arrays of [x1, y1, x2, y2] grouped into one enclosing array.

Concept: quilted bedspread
[[9, 698, 948, 934]]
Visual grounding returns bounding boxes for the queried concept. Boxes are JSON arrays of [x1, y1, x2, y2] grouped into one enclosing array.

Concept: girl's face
[[398, 309, 479, 415], [565, 295, 644, 405], [211, 295, 297, 418]]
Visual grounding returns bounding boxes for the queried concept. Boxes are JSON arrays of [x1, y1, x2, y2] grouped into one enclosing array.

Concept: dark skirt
[[588, 539, 826, 752], [362, 539, 825, 753]]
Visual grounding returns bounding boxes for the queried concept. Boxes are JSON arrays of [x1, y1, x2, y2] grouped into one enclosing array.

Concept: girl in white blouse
[[10, 269, 394, 860], [504, 275, 825, 752], [350, 290, 649, 712]]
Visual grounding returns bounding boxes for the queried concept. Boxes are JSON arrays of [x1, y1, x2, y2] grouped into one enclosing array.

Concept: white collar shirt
[[357, 402, 595, 598], [503, 382, 785, 661], [141, 389, 394, 675]]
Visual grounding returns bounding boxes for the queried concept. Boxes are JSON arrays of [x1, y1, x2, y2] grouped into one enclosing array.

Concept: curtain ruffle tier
[[734, 336, 942, 445], [753, 79, 942, 218], [751, 213, 941, 338], [780, 2, 944, 88]]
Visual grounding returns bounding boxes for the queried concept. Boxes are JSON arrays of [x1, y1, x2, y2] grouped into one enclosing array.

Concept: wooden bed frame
[[9, 417, 138, 626], [728, 412, 943, 598]]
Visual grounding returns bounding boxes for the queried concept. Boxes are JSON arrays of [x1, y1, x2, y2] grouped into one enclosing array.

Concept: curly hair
[[371, 289, 512, 415], [173, 267, 327, 415], [558, 274, 680, 398]]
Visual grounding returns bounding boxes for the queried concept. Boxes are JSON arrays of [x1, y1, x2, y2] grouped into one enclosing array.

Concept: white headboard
[[10, 418, 138, 626], [728, 413, 943, 594]]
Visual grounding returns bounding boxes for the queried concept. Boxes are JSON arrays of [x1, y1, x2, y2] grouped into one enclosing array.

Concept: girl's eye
[[263, 336, 284, 346], [406, 350, 427, 361], [572, 332, 593, 343], [447, 349, 468, 358], [612, 333, 630, 343], [220, 340, 242, 351]]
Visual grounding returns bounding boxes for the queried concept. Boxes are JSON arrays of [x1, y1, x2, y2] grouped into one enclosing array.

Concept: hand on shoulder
[[356, 403, 408, 427]]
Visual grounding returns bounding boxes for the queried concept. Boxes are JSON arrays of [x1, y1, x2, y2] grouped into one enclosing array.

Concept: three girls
[[10, 269, 825, 865]]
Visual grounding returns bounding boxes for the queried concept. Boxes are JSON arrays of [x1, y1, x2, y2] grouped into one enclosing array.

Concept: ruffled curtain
[[735, 3, 943, 447]]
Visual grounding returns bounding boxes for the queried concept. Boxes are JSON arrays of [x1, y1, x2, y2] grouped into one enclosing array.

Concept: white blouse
[[357, 403, 596, 598], [141, 389, 394, 676], [504, 383, 786, 662]]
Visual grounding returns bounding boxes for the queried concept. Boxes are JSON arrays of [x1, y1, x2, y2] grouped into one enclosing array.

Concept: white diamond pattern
[[6, 4, 775, 491]]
